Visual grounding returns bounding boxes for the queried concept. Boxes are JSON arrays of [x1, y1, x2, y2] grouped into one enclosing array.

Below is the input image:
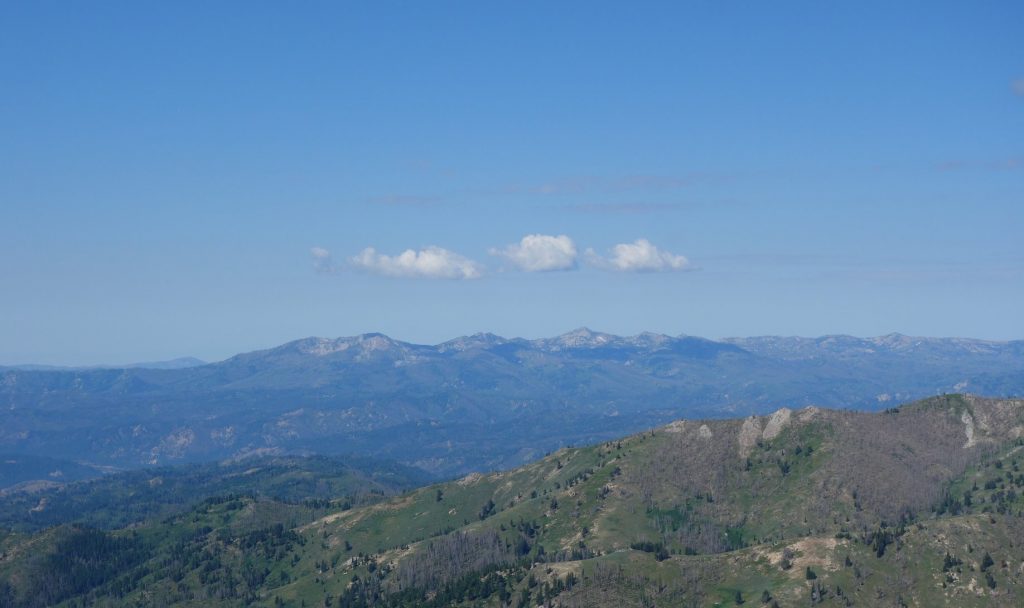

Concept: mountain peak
[[290, 337, 352, 356], [355, 333, 399, 346], [437, 332, 509, 353], [626, 331, 674, 347], [286, 334, 402, 357], [549, 327, 615, 348]]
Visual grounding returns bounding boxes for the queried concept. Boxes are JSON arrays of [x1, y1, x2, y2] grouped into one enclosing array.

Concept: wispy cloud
[[586, 239, 694, 273], [531, 174, 702, 195], [936, 157, 1022, 172], [350, 246, 483, 279], [365, 195, 441, 206], [564, 202, 683, 214], [490, 234, 577, 272], [486, 173, 715, 198], [1012, 78, 1024, 97], [404, 159, 458, 178], [608, 174, 699, 191], [311, 247, 337, 273]]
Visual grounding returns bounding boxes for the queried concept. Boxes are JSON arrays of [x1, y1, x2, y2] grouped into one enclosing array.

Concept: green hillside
[[1, 394, 1022, 607]]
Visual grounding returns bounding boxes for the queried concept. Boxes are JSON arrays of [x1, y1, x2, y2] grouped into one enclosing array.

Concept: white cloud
[[585, 239, 693, 272], [1013, 78, 1024, 97], [311, 247, 335, 273], [350, 246, 483, 279], [490, 234, 577, 272]]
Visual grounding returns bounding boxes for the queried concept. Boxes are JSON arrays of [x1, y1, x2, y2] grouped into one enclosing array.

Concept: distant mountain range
[[2, 329, 1022, 476], [0, 356, 206, 371]]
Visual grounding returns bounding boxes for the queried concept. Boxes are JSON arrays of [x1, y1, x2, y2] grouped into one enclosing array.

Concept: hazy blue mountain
[[0, 356, 206, 371], [1, 329, 1022, 476], [0, 455, 106, 493], [0, 453, 433, 532]]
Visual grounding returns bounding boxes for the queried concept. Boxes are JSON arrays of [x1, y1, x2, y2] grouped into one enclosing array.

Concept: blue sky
[[1, 2, 1022, 365]]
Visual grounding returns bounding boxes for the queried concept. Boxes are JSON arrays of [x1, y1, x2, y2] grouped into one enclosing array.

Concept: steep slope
[[0, 395, 1021, 607], [2, 331, 1022, 476]]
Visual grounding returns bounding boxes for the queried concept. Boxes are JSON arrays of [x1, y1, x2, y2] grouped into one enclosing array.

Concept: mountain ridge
[[8, 329, 1022, 370], [230, 329, 1024, 361]]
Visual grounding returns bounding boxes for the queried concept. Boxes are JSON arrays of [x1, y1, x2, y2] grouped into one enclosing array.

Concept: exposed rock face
[[663, 420, 687, 433], [763, 408, 792, 440], [962, 410, 977, 448], [738, 416, 763, 457]]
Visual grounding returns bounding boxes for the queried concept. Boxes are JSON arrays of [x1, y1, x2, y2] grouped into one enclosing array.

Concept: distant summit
[[541, 327, 616, 350], [438, 332, 511, 353]]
